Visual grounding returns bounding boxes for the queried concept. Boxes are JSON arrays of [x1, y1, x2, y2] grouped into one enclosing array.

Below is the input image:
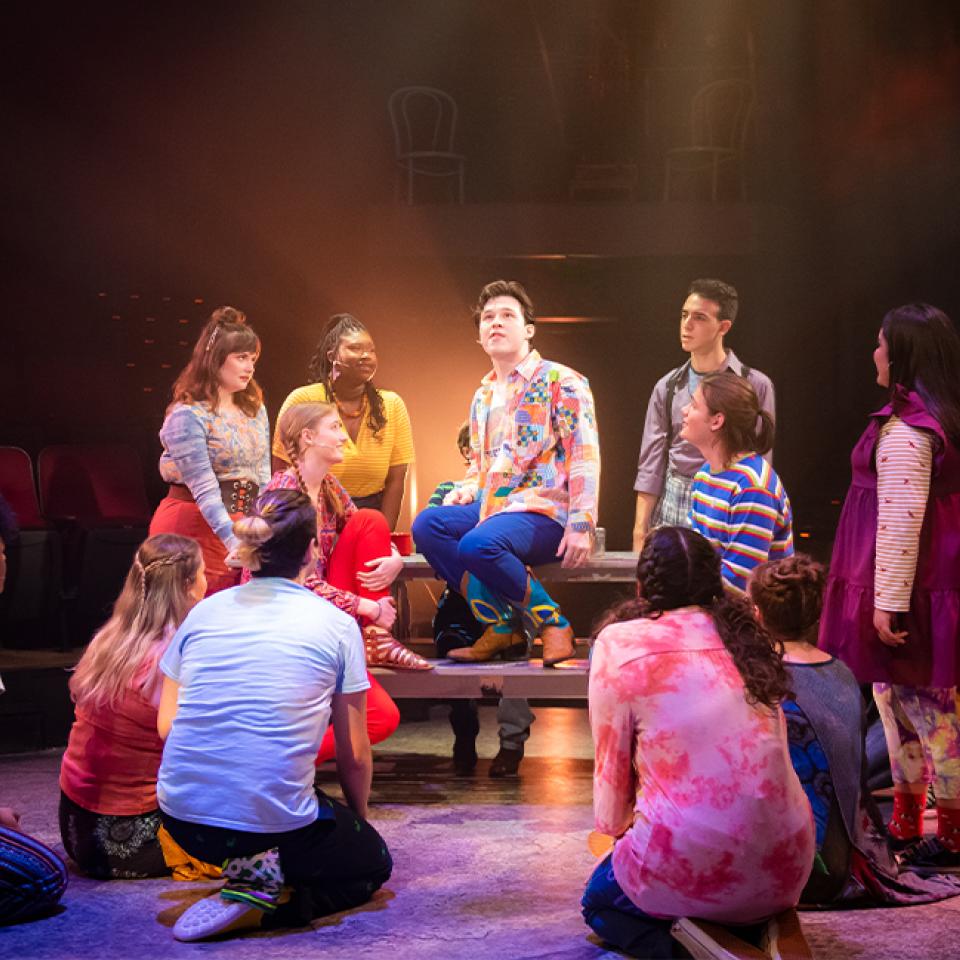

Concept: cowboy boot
[[514, 572, 576, 668], [446, 574, 527, 662]]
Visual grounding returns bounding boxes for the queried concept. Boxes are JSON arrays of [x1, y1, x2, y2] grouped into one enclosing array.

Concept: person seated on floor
[[0, 494, 68, 925], [583, 525, 814, 960], [750, 554, 960, 905], [157, 489, 392, 942], [0, 803, 68, 927], [58, 533, 213, 880]]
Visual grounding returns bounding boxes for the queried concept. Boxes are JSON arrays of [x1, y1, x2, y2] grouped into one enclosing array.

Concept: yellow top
[[273, 382, 415, 498]]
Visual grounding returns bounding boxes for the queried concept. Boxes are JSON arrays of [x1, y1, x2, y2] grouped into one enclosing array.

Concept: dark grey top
[[785, 656, 864, 844], [633, 349, 775, 496]]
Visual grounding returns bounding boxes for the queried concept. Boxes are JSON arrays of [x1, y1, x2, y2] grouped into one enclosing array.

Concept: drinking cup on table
[[592, 527, 606, 557], [391, 532, 413, 556]]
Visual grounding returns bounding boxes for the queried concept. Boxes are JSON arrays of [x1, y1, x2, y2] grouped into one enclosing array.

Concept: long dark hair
[[596, 526, 791, 710], [305, 313, 387, 437], [882, 303, 960, 448], [232, 489, 317, 580], [701, 370, 775, 460], [169, 306, 263, 416]]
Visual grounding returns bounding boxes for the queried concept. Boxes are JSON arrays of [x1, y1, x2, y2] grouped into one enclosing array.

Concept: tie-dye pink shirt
[[590, 607, 814, 923]]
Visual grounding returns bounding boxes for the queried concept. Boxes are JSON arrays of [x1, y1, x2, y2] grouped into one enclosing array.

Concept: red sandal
[[363, 626, 433, 671]]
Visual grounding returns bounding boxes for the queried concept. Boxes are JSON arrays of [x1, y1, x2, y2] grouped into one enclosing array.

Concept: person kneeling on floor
[[156, 489, 392, 941], [583, 526, 814, 959]]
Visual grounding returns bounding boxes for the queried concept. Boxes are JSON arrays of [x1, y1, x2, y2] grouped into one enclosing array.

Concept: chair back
[[690, 78, 754, 151], [0, 447, 46, 529], [38, 444, 151, 526], [388, 86, 459, 157]]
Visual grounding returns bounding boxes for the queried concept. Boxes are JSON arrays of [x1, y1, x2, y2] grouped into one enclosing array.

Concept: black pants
[[58, 791, 167, 880], [161, 791, 392, 926]]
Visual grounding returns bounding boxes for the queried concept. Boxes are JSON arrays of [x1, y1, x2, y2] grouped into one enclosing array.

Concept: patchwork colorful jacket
[[456, 350, 600, 532]]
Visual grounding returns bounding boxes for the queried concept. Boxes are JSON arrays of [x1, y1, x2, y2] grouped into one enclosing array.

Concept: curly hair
[[749, 554, 825, 643], [596, 526, 792, 710], [305, 314, 386, 438]]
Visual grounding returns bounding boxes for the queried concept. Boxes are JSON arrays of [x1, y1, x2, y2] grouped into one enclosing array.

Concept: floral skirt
[[58, 791, 167, 879]]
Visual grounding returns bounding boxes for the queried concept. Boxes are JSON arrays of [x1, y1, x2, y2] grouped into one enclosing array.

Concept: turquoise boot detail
[[446, 575, 527, 662]]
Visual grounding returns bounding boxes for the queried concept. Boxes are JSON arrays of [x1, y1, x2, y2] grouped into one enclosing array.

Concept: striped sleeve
[[691, 467, 783, 594], [875, 416, 933, 611]]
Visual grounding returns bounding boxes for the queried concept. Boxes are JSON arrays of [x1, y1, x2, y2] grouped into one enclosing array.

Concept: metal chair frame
[[664, 78, 755, 201], [388, 86, 465, 204]]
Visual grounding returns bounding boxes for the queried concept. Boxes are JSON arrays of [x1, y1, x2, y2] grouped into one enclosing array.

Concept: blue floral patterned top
[[159, 402, 270, 546]]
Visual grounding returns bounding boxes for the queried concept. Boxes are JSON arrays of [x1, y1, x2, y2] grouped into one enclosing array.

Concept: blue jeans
[[582, 854, 680, 959], [411, 501, 564, 603]]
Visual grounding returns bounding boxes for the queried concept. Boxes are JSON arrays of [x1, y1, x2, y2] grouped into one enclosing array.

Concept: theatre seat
[[0, 446, 47, 529], [38, 444, 151, 527], [0, 447, 63, 648], [37, 444, 152, 643]]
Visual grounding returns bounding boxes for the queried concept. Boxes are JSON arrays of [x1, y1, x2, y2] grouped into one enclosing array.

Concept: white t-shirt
[[157, 577, 368, 833]]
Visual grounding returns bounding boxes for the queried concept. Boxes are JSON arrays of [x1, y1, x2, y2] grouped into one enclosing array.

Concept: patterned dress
[[590, 607, 814, 922]]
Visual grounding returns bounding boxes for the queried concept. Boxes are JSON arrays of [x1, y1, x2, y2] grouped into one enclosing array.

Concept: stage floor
[[3, 706, 959, 959]]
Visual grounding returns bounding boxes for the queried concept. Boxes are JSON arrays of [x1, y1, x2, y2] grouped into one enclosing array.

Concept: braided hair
[[749, 554, 825, 644], [275, 402, 346, 521], [306, 314, 387, 437], [595, 526, 792, 710], [70, 534, 203, 707]]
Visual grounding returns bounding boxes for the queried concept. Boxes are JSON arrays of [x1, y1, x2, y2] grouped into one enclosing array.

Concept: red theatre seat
[[38, 444, 152, 527], [0, 446, 47, 529]]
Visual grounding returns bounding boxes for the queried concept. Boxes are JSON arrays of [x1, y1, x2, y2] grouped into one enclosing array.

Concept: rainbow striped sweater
[[690, 453, 794, 593]]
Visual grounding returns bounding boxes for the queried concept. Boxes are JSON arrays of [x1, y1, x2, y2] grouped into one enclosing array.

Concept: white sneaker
[[173, 894, 263, 942]]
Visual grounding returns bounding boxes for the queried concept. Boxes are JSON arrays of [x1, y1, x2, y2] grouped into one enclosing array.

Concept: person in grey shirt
[[632, 278, 775, 550]]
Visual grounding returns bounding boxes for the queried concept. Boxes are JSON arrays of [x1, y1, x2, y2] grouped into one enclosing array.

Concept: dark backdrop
[[2, 0, 960, 560]]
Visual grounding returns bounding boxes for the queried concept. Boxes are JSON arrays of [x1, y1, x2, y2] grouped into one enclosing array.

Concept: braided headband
[[133, 553, 189, 608]]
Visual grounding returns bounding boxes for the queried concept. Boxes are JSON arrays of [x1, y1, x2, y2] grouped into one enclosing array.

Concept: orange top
[[60, 690, 164, 816]]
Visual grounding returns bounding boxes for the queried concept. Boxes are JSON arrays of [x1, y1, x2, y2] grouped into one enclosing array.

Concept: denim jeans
[[582, 853, 680, 959], [412, 501, 564, 602]]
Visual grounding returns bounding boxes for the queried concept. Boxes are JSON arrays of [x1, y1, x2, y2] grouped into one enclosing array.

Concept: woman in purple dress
[[820, 303, 960, 873]]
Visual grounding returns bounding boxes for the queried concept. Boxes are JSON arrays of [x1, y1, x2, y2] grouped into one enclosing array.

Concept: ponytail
[[701, 371, 773, 459]]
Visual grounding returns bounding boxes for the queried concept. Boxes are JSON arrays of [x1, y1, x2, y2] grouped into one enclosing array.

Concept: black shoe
[[898, 836, 960, 874], [888, 833, 922, 853], [452, 737, 478, 776], [489, 746, 523, 779]]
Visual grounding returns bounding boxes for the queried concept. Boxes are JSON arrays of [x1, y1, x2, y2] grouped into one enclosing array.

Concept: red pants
[[316, 509, 400, 764], [149, 497, 240, 596]]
